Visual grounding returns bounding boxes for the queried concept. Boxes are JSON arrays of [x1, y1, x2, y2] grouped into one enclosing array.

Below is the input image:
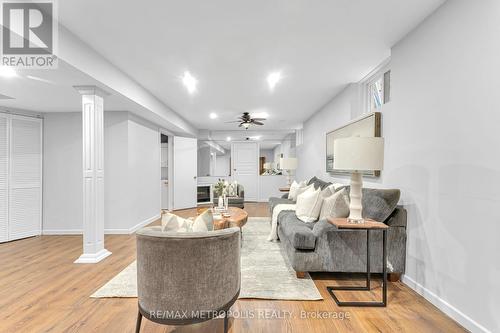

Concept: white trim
[[109, 214, 160, 234], [402, 275, 491, 333], [42, 214, 160, 235], [359, 56, 391, 83], [74, 249, 112, 264], [42, 229, 82, 235]]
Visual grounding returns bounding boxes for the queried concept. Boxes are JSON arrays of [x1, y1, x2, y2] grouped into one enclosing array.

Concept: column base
[[74, 249, 112, 264]]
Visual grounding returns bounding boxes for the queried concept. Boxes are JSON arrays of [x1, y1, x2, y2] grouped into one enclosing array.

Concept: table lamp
[[333, 137, 384, 223], [279, 157, 298, 186]]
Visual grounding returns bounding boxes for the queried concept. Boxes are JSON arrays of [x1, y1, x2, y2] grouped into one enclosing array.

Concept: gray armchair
[[213, 184, 245, 208], [135, 226, 241, 333]]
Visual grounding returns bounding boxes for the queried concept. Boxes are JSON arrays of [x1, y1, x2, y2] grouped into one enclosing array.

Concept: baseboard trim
[[42, 229, 82, 235], [402, 274, 491, 333], [42, 214, 161, 236], [126, 214, 160, 233]]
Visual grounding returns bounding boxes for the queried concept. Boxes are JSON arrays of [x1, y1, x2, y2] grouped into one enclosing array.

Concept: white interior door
[[0, 115, 8, 243], [8, 116, 42, 241], [231, 142, 259, 201], [173, 136, 197, 209]]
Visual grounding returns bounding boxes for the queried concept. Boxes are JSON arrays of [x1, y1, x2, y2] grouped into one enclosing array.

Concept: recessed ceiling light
[[0, 66, 17, 78], [181, 71, 198, 94], [226, 137, 231, 142], [209, 112, 218, 119], [267, 71, 282, 91]]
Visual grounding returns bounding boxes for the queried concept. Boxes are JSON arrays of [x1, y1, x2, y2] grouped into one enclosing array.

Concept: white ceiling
[[57, 0, 445, 131], [0, 61, 133, 112], [203, 129, 294, 150]]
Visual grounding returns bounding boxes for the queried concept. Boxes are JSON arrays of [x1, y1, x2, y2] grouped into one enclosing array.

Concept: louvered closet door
[[9, 116, 42, 240], [0, 115, 8, 243]]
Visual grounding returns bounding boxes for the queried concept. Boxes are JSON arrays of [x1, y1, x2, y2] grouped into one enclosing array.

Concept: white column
[[74, 86, 111, 263]]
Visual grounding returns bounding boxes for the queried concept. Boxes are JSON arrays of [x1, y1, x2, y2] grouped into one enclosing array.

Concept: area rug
[[91, 217, 322, 300]]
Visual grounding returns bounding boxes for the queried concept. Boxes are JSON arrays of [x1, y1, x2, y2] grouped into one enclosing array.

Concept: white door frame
[[231, 141, 259, 201], [159, 129, 174, 211]]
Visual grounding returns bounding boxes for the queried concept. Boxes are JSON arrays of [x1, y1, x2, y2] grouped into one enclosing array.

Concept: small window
[[367, 70, 390, 112]]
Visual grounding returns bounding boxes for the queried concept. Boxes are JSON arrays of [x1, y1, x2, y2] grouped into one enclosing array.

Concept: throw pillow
[[295, 187, 323, 223], [288, 180, 306, 200], [319, 188, 350, 220], [295, 183, 314, 198], [161, 212, 192, 232], [320, 184, 336, 199], [227, 182, 238, 197], [191, 209, 214, 232], [332, 183, 347, 191]]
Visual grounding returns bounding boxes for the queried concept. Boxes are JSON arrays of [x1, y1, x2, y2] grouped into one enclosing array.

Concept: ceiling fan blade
[[251, 118, 266, 121], [238, 123, 243, 127], [252, 121, 264, 125]]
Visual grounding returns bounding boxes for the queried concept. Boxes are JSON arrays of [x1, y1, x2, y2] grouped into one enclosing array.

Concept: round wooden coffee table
[[213, 207, 248, 231]]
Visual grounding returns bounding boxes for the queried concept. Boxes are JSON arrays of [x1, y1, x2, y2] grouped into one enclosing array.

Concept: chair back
[[136, 226, 241, 324]]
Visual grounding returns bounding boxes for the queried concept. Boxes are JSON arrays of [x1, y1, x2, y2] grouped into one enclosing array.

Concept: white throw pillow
[[320, 184, 336, 199], [191, 209, 214, 232], [288, 180, 306, 200], [319, 188, 350, 220], [295, 187, 323, 223], [161, 212, 192, 232]]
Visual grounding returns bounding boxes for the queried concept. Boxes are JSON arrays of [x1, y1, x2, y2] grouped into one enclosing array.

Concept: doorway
[[159, 132, 174, 211]]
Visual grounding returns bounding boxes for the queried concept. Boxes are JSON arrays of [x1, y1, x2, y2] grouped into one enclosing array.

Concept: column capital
[[73, 85, 110, 97]]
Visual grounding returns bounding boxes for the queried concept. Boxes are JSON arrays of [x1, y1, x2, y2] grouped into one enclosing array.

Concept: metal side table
[[326, 218, 388, 307]]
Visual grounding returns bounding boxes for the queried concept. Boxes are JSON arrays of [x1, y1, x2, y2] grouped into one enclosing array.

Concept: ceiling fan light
[[242, 123, 250, 129]]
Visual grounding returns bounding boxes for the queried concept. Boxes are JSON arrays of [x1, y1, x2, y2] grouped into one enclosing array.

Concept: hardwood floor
[[0, 203, 465, 333]]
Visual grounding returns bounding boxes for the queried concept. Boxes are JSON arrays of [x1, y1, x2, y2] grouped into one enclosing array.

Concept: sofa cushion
[[278, 211, 316, 250], [191, 209, 214, 232], [307, 176, 332, 190], [288, 180, 307, 200], [345, 187, 401, 222], [296, 187, 322, 223], [161, 212, 191, 232], [319, 188, 350, 220]]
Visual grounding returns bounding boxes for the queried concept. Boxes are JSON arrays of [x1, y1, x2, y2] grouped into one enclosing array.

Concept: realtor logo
[[1, 0, 58, 68]]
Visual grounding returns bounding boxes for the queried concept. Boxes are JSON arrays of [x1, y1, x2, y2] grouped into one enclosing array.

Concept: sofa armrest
[[281, 193, 289, 199], [385, 206, 407, 228], [312, 219, 338, 237]]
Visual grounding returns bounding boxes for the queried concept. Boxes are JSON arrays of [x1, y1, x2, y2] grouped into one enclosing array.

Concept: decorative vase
[[218, 195, 224, 208], [224, 195, 229, 211]]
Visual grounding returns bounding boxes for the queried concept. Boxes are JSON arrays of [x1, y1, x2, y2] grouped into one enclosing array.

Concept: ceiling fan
[[225, 112, 266, 129]]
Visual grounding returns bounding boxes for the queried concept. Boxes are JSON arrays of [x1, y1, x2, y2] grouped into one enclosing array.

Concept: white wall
[[274, 133, 297, 165], [214, 153, 230, 176], [103, 112, 130, 232], [296, 1, 500, 331], [43, 112, 82, 232], [43, 112, 160, 234], [258, 175, 288, 202], [260, 149, 275, 163], [127, 115, 161, 231], [197, 146, 211, 176]]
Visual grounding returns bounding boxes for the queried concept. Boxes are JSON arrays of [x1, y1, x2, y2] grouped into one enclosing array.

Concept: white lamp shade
[[279, 157, 297, 170], [333, 137, 384, 171], [263, 162, 273, 169]]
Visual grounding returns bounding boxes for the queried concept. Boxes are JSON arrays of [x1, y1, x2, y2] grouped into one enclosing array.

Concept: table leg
[[326, 229, 387, 307]]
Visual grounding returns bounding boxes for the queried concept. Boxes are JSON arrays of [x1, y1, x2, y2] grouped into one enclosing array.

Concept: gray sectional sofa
[[269, 177, 407, 278]]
